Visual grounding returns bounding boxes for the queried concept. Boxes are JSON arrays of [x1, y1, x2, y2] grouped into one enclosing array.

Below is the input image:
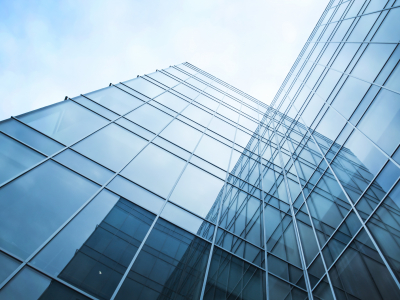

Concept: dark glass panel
[[115, 219, 210, 300], [0, 251, 20, 283]]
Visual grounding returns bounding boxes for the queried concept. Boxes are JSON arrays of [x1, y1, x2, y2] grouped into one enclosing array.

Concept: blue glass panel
[[125, 104, 173, 134], [0, 251, 20, 283], [0, 160, 99, 259], [182, 104, 213, 127], [121, 144, 186, 198], [72, 95, 119, 120], [18, 100, 109, 145], [195, 94, 219, 111], [122, 77, 165, 99], [195, 135, 232, 170], [147, 71, 179, 87], [159, 119, 202, 152], [85, 86, 144, 115], [170, 164, 225, 218], [0, 119, 63, 155], [173, 84, 199, 99], [348, 13, 379, 42], [53, 149, 114, 185], [72, 123, 147, 171], [372, 7, 400, 42], [154, 91, 189, 112], [0, 133, 45, 185], [358, 89, 400, 155]]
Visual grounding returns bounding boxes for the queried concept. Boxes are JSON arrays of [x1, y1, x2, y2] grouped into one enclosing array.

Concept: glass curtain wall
[[1, 0, 400, 299]]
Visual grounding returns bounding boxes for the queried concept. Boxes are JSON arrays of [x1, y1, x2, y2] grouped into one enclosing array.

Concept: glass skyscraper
[[1, 0, 400, 299]]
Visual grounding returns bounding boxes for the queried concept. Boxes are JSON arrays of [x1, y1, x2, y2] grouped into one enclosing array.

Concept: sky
[[0, 0, 328, 121]]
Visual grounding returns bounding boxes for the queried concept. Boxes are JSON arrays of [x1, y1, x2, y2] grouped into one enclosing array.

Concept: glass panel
[[154, 91, 189, 112], [348, 13, 379, 42], [0, 267, 90, 300], [0, 160, 99, 260], [18, 100, 109, 145], [53, 149, 114, 185], [268, 274, 307, 300], [195, 135, 232, 170], [31, 190, 155, 300], [195, 94, 219, 111], [107, 175, 165, 214], [0, 251, 20, 283], [351, 44, 396, 82], [331, 43, 360, 72], [72, 123, 147, 171], [121, 144, 186, 198], [161, 202, 215, 240], [72, 95, 119, 120], [372, 7, 400, 42], [148, 71, 179, 87], [208, 117, 236, 141], [0, 133, 44, 185], [358, 89, 400, 155], [170, 164, 225, 218], [182, 104, 213, 127], [115, 219, 211, 300], [0, 118, 64, 156], [85, 86, 144, 115], [160, 119, 203, 152], [122, 77, 165, 99], [125, 104, 173, 134], [115, 117, 155, 141], [204, 247, 266, 300], [174, 84, 200, 99]]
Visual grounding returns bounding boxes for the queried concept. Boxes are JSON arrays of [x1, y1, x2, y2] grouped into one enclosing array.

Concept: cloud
[[0, 0, 328, 121]]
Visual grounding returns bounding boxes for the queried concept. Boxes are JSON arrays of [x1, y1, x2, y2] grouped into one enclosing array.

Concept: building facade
[[1, 0, 400, 299]]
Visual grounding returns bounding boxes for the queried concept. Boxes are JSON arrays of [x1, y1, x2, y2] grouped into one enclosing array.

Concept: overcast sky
[[0, 0, 328, 121]]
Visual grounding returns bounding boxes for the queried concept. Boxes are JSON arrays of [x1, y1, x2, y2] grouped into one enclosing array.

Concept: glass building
[[1, 0, 400, 299]]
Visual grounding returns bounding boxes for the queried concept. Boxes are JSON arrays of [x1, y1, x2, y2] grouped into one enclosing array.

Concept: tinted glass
[[125, 104, 173, 134]]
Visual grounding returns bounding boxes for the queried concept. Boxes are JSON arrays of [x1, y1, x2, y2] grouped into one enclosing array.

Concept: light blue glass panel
[[123, 77, 165, 98], [72, 95, 119, 120], [181, 104, 213, 127], [170, 164, 225, 218], [0, 118, 63, 156], [331, 43, 360, 72], [195, 94, 219, 111], [373, 7, 400, 42], [385, 62, 400, 93], [0, 133, 44, 185], [173, 84, 199, 99], [208, 117, 236, 141], [358, 89, 400, 155], [107, 176, 164, 214], [154, 91, 189, 112], [0, 160, 99, 259], [153, 137, 191, 160], [195, 135, 232, 170], [85, 86, 144, 115], [351, 44, 396, 82], [187, 77, 206, 90], [164, 67, 189, 80], [18, 100, 109, 145], [147, 71, 179, 87], [31, 190, 119, 276], [218, 104, 239, 122], [53, 149, 114, 185], [348, 13, 379, 42], [115, 117, 155, 141], [121, 144, 186, 198], [125, 104, 173, 134], [72, 123, 147, 171], [332, 77, 370, 119], [159, 119, 202, 152]]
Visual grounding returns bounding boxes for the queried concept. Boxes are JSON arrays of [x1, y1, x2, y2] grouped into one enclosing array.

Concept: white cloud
[[0, 0, 328, 121]]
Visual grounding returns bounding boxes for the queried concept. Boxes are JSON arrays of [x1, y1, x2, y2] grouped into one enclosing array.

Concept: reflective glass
[[208, 116, 236, 141], [123, 77, 165, 98], [18, 100, 109, 145], [182, 104, 213, 127], [195, 135, 232, 170], [0, 118, 64, 156], [195, 94, 219, 111], [53, 149, 114, 185], [0, 267, 90, 300], [0, 133, 45, 185], [358, 89, 400, 155], [0, 251, 20, 283], [72, 123, 147, 171], [0, 160, 99, 259], [115, 117, 155, 141], [164, 67, 190, 80], [72, 95, 119, 120], [154, 91, 189, 112], [121, 144, 186, 198], [160, 119, 202, 152], [373, 7, 400, 42], [85, 86, 144, 115], [174, 84, 200, 99], [147, 71, 179, 87], [125, 104, 173, 134], [348, 13, 379, 42], [170, 164, 225, 218], [115, 218, 210, 300]]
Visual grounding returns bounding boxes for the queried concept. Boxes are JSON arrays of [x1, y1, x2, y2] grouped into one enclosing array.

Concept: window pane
[[72, 123, 147, 171], [358, 89, 400, 155], [208, 117, 236, 141], [160, 119, 203, 152], [195, 135, 232, 170], [0, 118, 64, 156], [0, 251, 20, 283], [31, 191, 155, 300], [182, 104, 213, 127], [195, 94, 219, 111], [53, 149, 114, 185], [72, 95, 119, 120], [0, 267, 90, 300], [170, 164, 225, 218], [147, 71, 179, 87], [85, 86, 144, 115], [0, 160, 99, 259], [0, 133, 45, 185], [122, 77, 165, 99], [125, 104, 173, 134], [121, 144, 186, 198], [373, 7, 400, 42], [154, 91, 189, 112], [115, 219, 211, 300], [173, 84, 199, 99], [18, 100, 109, 145]]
